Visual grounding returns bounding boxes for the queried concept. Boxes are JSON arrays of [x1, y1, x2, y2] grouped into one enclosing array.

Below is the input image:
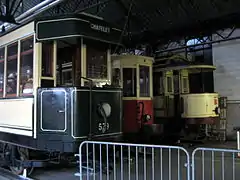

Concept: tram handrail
[[79, 77, 93, 139]]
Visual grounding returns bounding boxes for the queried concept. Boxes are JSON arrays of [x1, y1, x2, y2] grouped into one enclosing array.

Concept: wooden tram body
[[0, 14, 123, 174], [111, 55, 159, 143], [153, 56, 220, 141]]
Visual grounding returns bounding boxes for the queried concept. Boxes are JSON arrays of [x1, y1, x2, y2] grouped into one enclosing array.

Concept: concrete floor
[[28, 141, 240, 180], [32, 167, 78, 180]]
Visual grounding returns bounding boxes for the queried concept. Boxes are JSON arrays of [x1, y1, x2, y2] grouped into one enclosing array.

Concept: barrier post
[[233, 127, 240, 157]]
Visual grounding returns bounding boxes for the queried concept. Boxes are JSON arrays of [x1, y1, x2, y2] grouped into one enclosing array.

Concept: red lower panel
[[123, 99, 153, 133]]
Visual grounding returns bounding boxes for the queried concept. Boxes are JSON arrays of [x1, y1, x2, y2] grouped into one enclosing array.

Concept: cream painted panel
[[0, 22, 34, 46], [0, 98, 33, 130], [181, 93, 219, 118], [0, 127, 32, 137]]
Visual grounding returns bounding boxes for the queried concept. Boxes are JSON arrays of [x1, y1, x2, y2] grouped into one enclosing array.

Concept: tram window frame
[[19, 36, 34, 96], [123, 68, 136, 97], [0, 48, 4, 98], [42, 41, 54, 77], [6, 42, 18, 97], [139, 65, 150, 97]]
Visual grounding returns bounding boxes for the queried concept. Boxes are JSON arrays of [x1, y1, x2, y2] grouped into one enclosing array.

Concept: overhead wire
[[113, 0, 134, 54]]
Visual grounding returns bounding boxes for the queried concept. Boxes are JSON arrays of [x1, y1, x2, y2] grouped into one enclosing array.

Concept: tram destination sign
[[35, 15, 122, 45], [90, 23, 110, 33]]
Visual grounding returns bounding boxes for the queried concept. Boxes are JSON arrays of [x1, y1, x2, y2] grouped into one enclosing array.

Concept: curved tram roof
[[154, 64, 216, 74]]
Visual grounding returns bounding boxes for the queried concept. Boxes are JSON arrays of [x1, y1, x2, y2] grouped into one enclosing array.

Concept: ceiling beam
[[124, 12, 240, 48]]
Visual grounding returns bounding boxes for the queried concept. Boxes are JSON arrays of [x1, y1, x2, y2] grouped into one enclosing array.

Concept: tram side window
[[123, 68, 136, 97], [139, 66, 150, 97], [20, 37, 34, 96], [6, 43, 18, 97], [85, 40, 108, 79], [42, 41, 53, 77], [0, 48, 4, 97]]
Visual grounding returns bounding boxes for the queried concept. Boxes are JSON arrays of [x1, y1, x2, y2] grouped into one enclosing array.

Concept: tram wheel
[[7, 145, 34, 176]]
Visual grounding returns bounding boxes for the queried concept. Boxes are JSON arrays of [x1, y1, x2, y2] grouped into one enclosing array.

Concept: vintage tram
[[0, 13, 123, 175], [153, 56, 220, 141], [111, 54, 162, 143]]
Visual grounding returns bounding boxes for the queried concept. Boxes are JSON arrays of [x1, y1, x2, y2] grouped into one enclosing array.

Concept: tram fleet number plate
[[98, 122, 110, 133]]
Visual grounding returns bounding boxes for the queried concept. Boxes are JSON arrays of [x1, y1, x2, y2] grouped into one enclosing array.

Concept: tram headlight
[[144, 114, 151, 122], [98, 103, 112, 118]]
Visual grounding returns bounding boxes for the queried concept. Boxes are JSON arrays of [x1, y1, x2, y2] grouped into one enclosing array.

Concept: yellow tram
[[153, 56, 220, 141]]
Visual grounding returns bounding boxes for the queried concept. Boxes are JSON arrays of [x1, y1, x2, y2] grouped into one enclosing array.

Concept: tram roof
[[153, 65, 216, 74], [1, 0, 240, 47]]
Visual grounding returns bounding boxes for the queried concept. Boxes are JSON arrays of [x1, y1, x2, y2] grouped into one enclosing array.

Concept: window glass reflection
[[0, 48, 4, 97], [6, 43, 18, 97], [139, 66, 150, 97]]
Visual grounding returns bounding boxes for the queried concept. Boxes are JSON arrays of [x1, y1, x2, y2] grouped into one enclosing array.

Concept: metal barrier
[[192, 147, 240, 180], [75, 141, 191, 180]]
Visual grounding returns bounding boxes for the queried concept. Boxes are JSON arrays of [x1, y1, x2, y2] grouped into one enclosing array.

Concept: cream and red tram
[[111, 54, 157, 142], [0, 14, 123, 174], [153, 59, 220, 141]]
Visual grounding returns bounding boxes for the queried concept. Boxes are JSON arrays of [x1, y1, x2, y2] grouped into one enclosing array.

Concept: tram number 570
[[98, 122, 110, 133]]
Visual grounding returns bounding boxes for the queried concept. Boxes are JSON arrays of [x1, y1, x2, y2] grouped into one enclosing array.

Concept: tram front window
[[56, 39, 79, 86], [123, 68, 136, 97], [139, 66, 150, 97], [85, 40, 108, 79]]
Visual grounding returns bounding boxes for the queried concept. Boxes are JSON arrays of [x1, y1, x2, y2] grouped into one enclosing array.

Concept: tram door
[[40, 39, 81, 132], [153, 68, 190, 130], [39, 40, 68, 132], [153, 70, 174, 122]]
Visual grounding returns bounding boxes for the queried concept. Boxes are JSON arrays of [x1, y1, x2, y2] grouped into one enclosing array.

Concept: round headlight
[[144, 114, 151, 121], [98, 103, 111, 118]]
